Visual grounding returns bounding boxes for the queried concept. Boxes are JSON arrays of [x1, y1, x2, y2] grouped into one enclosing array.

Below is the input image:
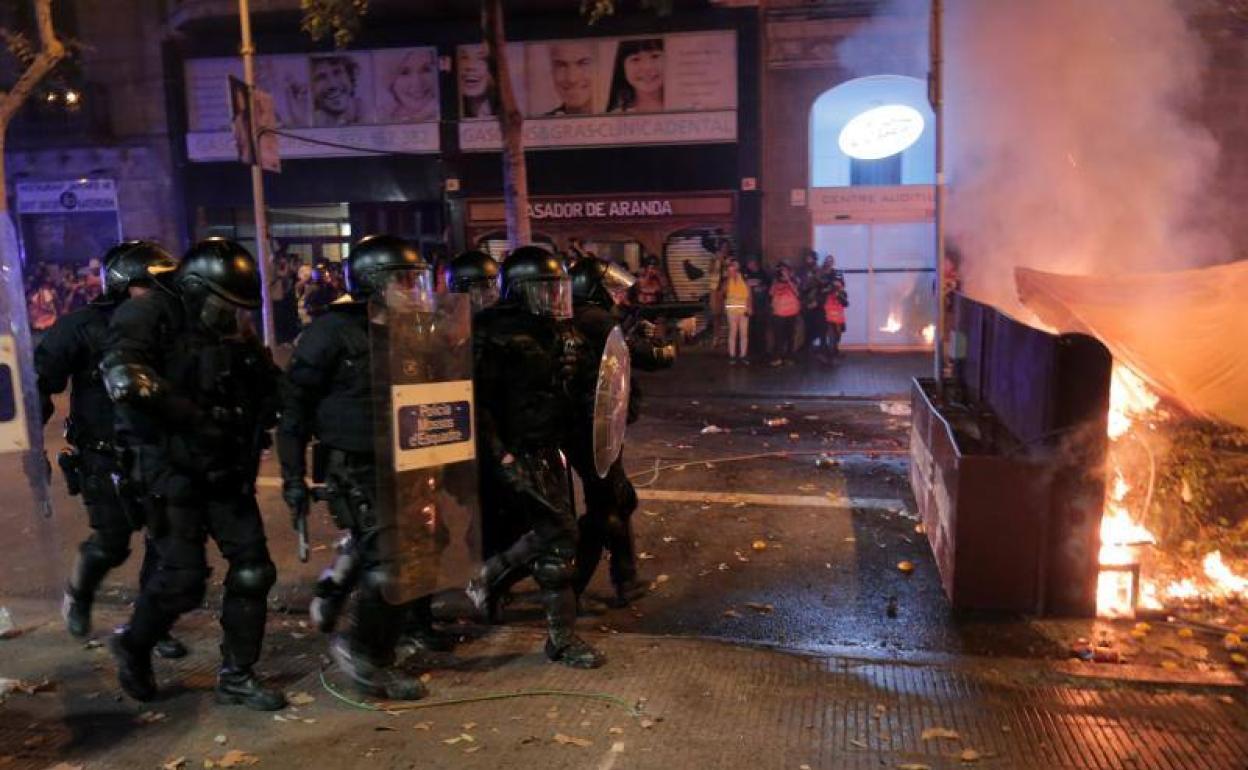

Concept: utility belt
[[318, 445, 378, 533], [56, 438, 117, 498]]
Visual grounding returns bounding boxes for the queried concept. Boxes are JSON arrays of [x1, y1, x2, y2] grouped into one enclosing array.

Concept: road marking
[[257, 476, 904, 511], [636, 488, 903, 510]]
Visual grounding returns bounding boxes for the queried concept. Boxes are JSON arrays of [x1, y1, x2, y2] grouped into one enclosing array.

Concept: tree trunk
[[482, 0, 531, 249]]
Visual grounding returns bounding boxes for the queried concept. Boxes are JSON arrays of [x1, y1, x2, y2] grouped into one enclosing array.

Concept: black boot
[[611, 577, 650, 609], [542, 587, 605, 669], [109, 632, 157, 702], [155, 634, 189, 659], [215, 665, 287, 711], [63, 546, 115, 638], [329, 635, 427, 701], [399, 597, 456, 653]]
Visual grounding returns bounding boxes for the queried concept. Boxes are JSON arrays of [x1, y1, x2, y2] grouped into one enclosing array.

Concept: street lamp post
[[238, 0, 276, 348], [930, 0, 946, 390]]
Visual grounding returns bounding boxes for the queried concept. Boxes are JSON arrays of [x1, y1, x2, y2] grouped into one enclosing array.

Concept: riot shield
[[370, 290, 481, 605], [0, 216, 60, 630], [591, 325, 631, 478]]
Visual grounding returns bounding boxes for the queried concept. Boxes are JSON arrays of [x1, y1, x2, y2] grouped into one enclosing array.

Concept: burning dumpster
[[909, 293, 1112, 616]]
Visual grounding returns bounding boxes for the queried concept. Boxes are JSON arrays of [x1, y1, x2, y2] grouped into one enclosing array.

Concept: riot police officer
[[35, 242, 186, 658], [566, 258, 675, 607], [277, 235, 444, 701], [472, 246, 604, 668], [442, 249, 501, 314], [101, 238, 284, 710]]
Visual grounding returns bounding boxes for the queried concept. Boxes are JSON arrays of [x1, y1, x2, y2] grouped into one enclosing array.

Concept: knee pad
[[532, 553, 575, 590], [225, 561, 277, 599]]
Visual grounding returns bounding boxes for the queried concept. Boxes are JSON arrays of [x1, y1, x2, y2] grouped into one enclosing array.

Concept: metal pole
[[930, 0, 946, 388], [238, 0, 275, 348]]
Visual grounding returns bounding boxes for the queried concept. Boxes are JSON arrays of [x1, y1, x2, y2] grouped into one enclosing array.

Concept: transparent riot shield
[[369, 290, 481, 605], [0, 216, 60, 632], [591, 325, 631, 478]]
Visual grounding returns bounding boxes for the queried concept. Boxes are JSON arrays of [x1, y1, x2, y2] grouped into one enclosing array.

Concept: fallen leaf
[[920, 727, 960, 741], [1177, 628, 1194, 639], [420, 673, 433, 684], [662, 536, 677, 543], [849, 738, 868, 748], [608, 727, 625, 735], [463, 746, 482, 754], [745, 602, 775, 614], [1223, 633, 1242, 651], [553, 733, 593, 747], [287, 691, 316, 706], [723, 609, 742, 619], [1160, 660, 1179, 671], [752, 540, 768, 552], [374, 726, 398, 732], [639, 718, 656, 729], [1230, 653, 1247, 666], [162, 758, 187, 770], [897, 764, 932, 770], [43, 765, 83, 770], [136, 711, 167, 725], [897, 561, 915, 575], [214, 734, 228, 745], [213, 750, 259, 768], [443, 733, 476, 745], [655, 574, 670, 584], [414, 722, 433, 731], [638, 552, 655, 560], [462, 722, 478, 730], [960, 748, 981, 763]]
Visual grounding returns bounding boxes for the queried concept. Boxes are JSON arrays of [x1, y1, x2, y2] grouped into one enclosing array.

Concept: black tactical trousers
[[568, 449, 639, 594], [71, 448, 160, 598], [323, 449, 408, 666], [124, 447, 275, 671]]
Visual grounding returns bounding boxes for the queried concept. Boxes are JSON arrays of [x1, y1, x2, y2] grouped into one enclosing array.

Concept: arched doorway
[[809, 75, 937, 350]]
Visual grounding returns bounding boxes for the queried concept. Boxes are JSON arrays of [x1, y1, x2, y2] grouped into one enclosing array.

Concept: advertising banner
[[185, 47, 441, 160], [457, 30, 737, 150]]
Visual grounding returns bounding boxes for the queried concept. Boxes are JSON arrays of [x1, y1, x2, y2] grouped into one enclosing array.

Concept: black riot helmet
[[176, 238, 262, 337], [176, 237, 262, 308], [502, 245, 572, 319], [100, 240, 178, 299], [445, 249, 501, 312], [344, 234, 431, 302], [570, 257, 636, 309]]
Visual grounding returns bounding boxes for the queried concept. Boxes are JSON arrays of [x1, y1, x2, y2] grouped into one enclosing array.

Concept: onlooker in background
[[28, 271, 59, 333], [768, 262, 800, 366], [299, 264, 341, 324], [271, 252, 300, 344], [720, 258, 751, 365], [743, 256, 770, 364], [797, 249, 826, 360], [821, 255, 848, 360], [632, 256, 667, 305]]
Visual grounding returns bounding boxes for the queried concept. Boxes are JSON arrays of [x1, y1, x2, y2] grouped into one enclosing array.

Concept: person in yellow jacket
[[720, 258, 753, 364]]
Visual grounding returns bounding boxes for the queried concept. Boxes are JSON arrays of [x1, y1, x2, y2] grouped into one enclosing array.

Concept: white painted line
[[256, 476, 904, 511], [636, 488, 904, 510]]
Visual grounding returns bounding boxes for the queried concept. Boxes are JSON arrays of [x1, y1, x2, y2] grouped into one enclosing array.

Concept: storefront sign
[[469, 193, 734, 225], [838, 104, 925, 161], [808, 185, 936, 221], [15, 179, 122, 266], [458, 109, 736, 151]]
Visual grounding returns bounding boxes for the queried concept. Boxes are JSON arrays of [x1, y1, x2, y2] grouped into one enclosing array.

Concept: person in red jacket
[[768, 262, 800, 366]]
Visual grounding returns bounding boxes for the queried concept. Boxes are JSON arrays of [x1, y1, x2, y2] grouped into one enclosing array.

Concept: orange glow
[[921, 324, 935, 345], [1203, 551, 1248, 597], [879, 313, 902, 334]]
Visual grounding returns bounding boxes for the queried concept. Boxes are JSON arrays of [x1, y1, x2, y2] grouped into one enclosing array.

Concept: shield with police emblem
[[591, 325, 631, 478]]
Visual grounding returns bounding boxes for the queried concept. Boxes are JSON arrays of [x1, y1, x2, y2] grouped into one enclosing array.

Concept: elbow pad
[[101, 361, 165, 404]]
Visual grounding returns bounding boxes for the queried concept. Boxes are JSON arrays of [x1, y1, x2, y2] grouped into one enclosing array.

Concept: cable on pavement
[[319, 669, 643, 717]]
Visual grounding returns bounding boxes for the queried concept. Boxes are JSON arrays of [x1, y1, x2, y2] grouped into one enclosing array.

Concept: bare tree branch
[[0, 0, 67, 124]]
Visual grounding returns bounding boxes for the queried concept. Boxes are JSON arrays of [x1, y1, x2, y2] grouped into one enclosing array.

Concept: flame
[[1202, 551, 1248, 597], [921, 324, 935, 345], [1097, 363, 1162, 617], [879, 313, 903, 334]]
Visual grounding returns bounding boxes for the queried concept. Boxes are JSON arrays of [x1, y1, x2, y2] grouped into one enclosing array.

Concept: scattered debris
[[655, 574, 670, 584], [921, 727, 961, 741], [745, 602, 775, 614], [553, 733, 593, 747], [1177, 628, 1194, 639], [897, 764, 932, 770], [162, 757, 187, 770], [960, 748, 982, 763], [136, 710, 167, 725], [764, 417, 790, 427], [608, 727, 625, 735], [723, 609, 742, 619], [638, 552, 655, 560], [752, 540, 769, 552], [0, 677, 54, 698], [815, 455, 840, 469], [897, 561, 915, 575], [1223, 633, 1242, 652], [879, 401, 911, 417], [639, 718, 656, 729], [849, 738, 869, 749], [700, 425, 728, 434], [214, 734, 228, 745], [287, 691, 315, 706], [414, 722, 433, 731], [443, 733, 476, 745], [0, 607, 17, 638]]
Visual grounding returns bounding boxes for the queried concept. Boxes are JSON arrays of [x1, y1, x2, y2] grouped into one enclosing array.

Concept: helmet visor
[[518, 276, 573, 319], [467, 278, 501, 313], [199, 292, 251, 337], [380, 267, 434, 311]]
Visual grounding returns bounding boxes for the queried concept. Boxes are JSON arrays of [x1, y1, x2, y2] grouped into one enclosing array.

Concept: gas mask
[[198, 292, 247, 337]]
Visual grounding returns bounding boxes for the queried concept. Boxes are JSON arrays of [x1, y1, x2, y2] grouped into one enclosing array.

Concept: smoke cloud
[[839, 0, 1230, 319]]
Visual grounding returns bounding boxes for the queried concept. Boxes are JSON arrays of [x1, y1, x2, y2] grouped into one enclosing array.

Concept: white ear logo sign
[[838, 104, 925, 161]]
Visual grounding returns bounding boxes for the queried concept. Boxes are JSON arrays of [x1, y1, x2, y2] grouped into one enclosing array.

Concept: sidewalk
[[638, 350, 929, 400], [1, 603, 1245, 770]]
